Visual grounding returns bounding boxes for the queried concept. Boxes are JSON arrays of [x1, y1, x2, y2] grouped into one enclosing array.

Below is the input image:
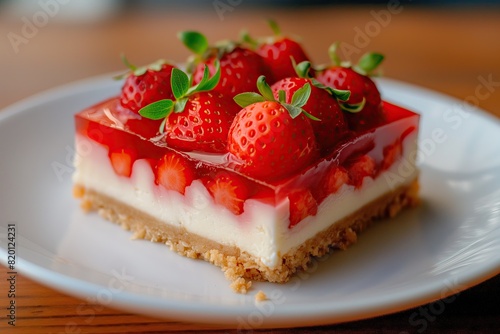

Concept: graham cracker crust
[[73, 178, 419, 290]]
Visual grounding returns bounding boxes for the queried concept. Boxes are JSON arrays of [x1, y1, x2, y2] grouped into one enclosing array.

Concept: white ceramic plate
[[1, 76, 499, 329]]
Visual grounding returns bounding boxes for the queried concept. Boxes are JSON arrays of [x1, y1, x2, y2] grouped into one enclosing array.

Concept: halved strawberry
[[288, 188, 318, 228], [348, 155, 376, 188], [155, 152, 195, 194], [109, 148, 136, 177], [206, 172, 249, 215], [381, 140, 403, 171]]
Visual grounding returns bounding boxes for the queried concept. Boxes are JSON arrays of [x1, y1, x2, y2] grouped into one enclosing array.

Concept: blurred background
[[0, 0, 499, 115]]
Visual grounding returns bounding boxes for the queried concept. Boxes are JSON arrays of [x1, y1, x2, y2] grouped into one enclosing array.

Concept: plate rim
[[1, 74, 499, 328]]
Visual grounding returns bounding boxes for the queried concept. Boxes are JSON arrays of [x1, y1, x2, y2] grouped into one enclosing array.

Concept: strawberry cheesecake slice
[[73, 32, 419, 292]]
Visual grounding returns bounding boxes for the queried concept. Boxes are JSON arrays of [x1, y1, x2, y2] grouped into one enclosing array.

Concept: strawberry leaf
[[195, 60, 221, 92], [256, 75, 275, 101], [331, 88, 351, 101], [178, 31, 208, 56], [171, 68, 190, 100], [148, 59, 167, 72], [294, 60, 312, 79], [283, 103, 303, 119], [355, 52, 384, 76], [174, 98, 188, 113], [278, 90, 286, 104], [268, 19, 281, 36], [310, 78, 351, 101], [340, 98, 366, 113], [159, 117, 167, 134], [234, 92, 265, 108], [120, 53, 137, 71], [303, 110, 321, 121], [240, 30, 258, 49], [328, 42, 342, 66], [139, 100, 174, 120], [291, 83, 311, 108]]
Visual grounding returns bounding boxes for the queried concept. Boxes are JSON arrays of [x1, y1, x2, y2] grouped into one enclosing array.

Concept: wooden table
[[1, 5, 499, 333]]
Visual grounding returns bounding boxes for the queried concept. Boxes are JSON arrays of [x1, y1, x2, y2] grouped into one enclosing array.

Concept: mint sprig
[[138, 61, 221, 129], [234, 75, 319, 121]]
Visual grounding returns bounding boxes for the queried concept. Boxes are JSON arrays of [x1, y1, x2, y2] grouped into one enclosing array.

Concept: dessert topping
[[316, 42, 386, 131], [242, 19, 310, 83], [228, 76, 318, 181], [139, 62, 239, 153], [117, 55, 176, 113]]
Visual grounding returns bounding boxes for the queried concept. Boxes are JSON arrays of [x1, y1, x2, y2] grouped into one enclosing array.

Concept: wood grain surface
[[0, 4, 499, 333]]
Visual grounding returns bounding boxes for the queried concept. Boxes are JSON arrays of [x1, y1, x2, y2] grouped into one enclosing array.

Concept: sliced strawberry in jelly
[[381, 139, 403, 171], [348, 155, 376, 188], [109, 148, 136, 177], [288, 188, 318, 228], [315, 166, 350, 202], [155, 152, 195, 195], [206, 171, 249, 215]]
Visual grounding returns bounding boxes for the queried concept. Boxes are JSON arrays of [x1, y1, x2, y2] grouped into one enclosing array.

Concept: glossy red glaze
[[75, 98, 419, 210]]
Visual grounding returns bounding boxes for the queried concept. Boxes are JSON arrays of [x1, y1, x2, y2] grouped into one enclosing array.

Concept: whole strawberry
[[117, 55, 176, 113], [228, 76, 318, 181], [315, 43, 386, 132], [139, 62, 239, 153], [243, 20, 310, 84], [179, 31, 267, 97], [271, 61, 350, 153]]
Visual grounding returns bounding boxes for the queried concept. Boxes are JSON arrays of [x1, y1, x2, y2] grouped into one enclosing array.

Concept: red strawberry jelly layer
[[75, 97, 419, 208]]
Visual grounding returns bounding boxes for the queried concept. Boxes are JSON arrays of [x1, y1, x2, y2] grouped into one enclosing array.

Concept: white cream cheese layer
[[73, 132, 418, 268]]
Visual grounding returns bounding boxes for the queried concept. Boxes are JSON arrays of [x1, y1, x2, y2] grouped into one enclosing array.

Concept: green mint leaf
[[355, 52, 384, 75], [174, 98, 188, 113], [139, 100, 174, 120], [294, 60, 312, 78], [256, 75, 275, 101], [340, 98, 366, 113], [171, 68, 190, 100], [178, 31, 208, 55], [234, 92, 266, 108], [328, 42, 342, 66], [267, 18, 281, 36], [291, 83, 311, 108], [283, 103, 303, 119]]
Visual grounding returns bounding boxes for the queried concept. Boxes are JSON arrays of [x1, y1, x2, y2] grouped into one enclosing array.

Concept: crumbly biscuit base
[[74, 178, 419, 286]]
